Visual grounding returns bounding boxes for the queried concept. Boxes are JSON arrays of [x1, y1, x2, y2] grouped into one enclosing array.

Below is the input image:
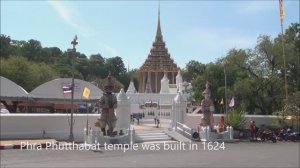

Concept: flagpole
[[280, 22, 288, 100], [223, 60, 228, 115], [69, 35, 78, 142], [279, 0, 288, 100]]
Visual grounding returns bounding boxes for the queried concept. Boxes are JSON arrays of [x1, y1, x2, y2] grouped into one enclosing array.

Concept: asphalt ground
[[1, 141, 299, 168]]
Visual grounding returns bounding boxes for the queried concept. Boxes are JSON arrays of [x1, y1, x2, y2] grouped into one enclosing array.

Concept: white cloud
[[47, 1, 72, 23], [48, 1, 118, 57], [47, 1, 96, 38]]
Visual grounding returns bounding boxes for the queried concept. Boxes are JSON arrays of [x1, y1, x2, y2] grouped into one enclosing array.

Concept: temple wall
[[0, 112, 280, 141], [184, 114, 279, 129], [0, 114, 99, 142]]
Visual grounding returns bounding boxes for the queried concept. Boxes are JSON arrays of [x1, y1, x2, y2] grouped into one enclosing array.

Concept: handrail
[[175, 122, 199, 140]]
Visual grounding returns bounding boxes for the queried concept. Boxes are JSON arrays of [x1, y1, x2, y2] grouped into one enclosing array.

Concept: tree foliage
[[0, 36, 131, 93], [0, 56, 58, 91], [186, 23, 300, 115]]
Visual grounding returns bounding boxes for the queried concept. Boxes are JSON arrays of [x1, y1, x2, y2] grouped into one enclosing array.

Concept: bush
[[225, 109, 249, 130]]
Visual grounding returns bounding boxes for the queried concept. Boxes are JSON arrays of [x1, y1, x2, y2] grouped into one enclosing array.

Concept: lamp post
[[223, 60, 228, 115], [69, 35, 78, 142]]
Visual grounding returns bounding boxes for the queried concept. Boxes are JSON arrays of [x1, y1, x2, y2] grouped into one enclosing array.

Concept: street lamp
[[222, 60, 228, 115], [68, 35, 78, 142]]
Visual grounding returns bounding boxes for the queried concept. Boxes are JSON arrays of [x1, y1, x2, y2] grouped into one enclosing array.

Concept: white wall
[[0, 114, 100, 142], [0, 113, 280, 141], [184, 114, 279, 129]]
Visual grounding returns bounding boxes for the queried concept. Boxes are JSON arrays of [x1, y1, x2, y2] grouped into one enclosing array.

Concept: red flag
[[279, 0, 285, 23]]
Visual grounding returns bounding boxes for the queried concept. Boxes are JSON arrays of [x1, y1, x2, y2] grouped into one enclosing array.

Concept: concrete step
[[136, 132, 166, 136], [135, 132, 173, 143], [137, 135, 171, 139], [135, 137, 173, 143]]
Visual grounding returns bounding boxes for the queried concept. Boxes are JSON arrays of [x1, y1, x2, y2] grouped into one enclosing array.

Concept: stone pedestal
[[87, 89, 133, 145], [198, 126, 234, 142], [94, 128, 135, 145]]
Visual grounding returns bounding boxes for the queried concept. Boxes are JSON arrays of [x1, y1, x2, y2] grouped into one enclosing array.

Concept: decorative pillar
[[172, 92, 186, 129], [172, 72, 175, 84], [139, 72, 142, 93], [229, 126, 233, 139], [116, 89, 131, 130], [155, 72, 158, 93], [207, 126, 211, 141], [142, 72, 146, 93]]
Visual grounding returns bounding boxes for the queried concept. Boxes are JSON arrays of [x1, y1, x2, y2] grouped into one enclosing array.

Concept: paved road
[[1, 141, 299, 168]]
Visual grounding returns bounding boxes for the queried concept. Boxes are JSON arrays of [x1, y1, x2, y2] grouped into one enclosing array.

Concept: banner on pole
[[82, 87, 90, 99], [279, 0, 285, 23], [220, 98, 224, 105], [229, 97, 235, 108]]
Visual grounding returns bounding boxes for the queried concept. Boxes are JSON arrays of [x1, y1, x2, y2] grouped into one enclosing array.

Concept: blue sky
[[1, 0, 299, 69]]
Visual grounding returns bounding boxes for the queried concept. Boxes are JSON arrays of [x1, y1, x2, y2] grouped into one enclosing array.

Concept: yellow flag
[[220, 98, 224, 105], [279, 0, 285, 23], [82, 87, 90, 99]]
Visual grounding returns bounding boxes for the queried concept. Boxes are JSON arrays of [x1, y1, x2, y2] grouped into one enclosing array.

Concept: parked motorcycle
[[277, 128, 299, 142], [256, 128, 277, 143]]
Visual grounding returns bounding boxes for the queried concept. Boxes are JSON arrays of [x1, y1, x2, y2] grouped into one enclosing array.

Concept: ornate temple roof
[[139, 7, 179, 72]]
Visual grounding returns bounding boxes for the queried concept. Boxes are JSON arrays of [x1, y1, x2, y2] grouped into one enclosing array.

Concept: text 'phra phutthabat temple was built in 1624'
[[137, 7, 179, 93]]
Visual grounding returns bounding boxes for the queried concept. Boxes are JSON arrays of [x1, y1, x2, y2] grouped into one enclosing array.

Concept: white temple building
[[126, 70, 192, 118]]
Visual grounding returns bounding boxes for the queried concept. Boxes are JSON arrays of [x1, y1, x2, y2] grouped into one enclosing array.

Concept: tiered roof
[[139, 8, 178, 72]]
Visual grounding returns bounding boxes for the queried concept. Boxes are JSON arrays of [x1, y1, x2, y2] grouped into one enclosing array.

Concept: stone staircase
[[135, 131, 173, 143]]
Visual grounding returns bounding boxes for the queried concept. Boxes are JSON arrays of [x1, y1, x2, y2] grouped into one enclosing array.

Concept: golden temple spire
[[155, 2, 163, 42]]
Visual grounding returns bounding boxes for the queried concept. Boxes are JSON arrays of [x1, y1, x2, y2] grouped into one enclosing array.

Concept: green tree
[[0, 34, 12, 58], [275, 23, 300, 92], [21, 39, 42, 61], [87, 54, 106, 79], [0, 56, 57, 91], [76, 57, 89, 80], [39, 47, 62, 63], [105, 56, 126, 78], [284, 91, 300, 119], [183, 60, 206, 81]]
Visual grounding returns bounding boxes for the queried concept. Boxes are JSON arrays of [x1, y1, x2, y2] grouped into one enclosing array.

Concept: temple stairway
[[135, 131, 173, 143], [132, 119, 174, 143]]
